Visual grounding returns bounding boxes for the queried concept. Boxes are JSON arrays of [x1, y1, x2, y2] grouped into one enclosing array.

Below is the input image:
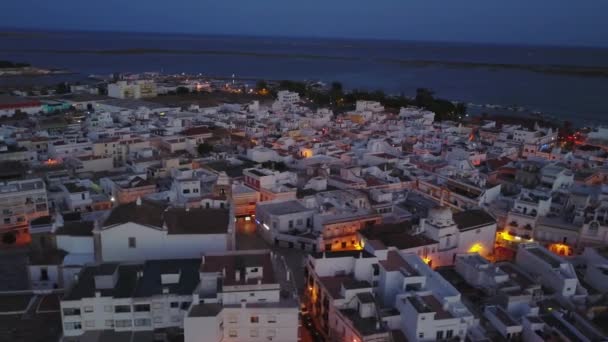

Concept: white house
[[99, 199, 234, 262]]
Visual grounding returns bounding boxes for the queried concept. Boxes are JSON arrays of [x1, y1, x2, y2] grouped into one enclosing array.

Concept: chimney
[[257, 278, 262, 285], [241, 300, 246, 308], [95, 291, 101, 298], [201, 255, 205, 264], [136, 197, 142, 206], [222, 267, 226, 277]]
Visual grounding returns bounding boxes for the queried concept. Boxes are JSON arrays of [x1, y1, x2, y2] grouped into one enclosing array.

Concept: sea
[[1, 30, 607, 125]]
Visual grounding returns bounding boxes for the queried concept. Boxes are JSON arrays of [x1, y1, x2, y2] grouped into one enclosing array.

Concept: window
[[64, 322, 82, 330], [181, 301, 191, 310], [170, 302, 179, 308], [63, 308, 81, 316], [81, 193, 86, 200], [436, 331, 444, 340], [128, 237, 136, 248], [3, 218, 10, 224], [193, 188, 199, 193], [446, 330, 453, 338], [267, 315, 277, 323], [183, 189, 190, 194], [229, 329, 238, 338], [40, 268, 49, 281], [228, 315, 238, 323], [115, 319, 132, 328], [134, 304, 150, 312], [114, 305, 131, 313], [105, 320, 114, 328], [250, 328, 259, 337], [134, 318, 151, 327], [250, 316, 259, 323], [154, 317, 163, 324], [288, 220, 293, 229], [84, 306, 94, 313], [85, 320, 95, 328], [418, 333, 424, 338]]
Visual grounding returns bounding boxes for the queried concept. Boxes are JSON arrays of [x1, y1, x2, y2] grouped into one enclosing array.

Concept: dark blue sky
[[3, 0, 608, 47]]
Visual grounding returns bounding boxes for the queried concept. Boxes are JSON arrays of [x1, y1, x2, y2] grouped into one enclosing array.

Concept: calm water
[[1, 30, 608, 124]]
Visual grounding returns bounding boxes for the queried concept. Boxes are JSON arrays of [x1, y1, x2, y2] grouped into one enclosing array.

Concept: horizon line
[[1, 26, 608, 50]]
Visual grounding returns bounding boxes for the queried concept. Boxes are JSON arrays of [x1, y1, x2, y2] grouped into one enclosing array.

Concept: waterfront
[[1, 29, 608, 125]]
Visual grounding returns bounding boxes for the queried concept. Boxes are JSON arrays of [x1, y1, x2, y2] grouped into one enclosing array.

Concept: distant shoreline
[[6, 48, 608, 79]]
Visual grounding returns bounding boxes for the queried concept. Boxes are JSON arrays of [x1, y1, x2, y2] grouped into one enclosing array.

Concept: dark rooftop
[[359, 223, 437, 250], [104, 200, 166, 228], [164, 207, 230, 235], [55, 221, 95, 236], [188, 303, 223, 317], [64, 259, 200, 301], [310, 250, 375, 259], [453, 209, 496, 231]]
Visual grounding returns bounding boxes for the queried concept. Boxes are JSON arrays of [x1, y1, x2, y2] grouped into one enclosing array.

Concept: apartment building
[[107, 80, 157, 99], [60, 259, 200, 338], [0, 178, 49, 237], [515, 243, 586, 301], [184, 250, 299, 342], [304, 249, 477, 342]]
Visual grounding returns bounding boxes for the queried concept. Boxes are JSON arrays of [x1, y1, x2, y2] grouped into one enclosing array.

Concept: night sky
[[2, 0, 608, 47]]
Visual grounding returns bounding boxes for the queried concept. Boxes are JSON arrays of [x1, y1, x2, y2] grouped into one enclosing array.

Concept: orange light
[[468, 243, 483, 253]]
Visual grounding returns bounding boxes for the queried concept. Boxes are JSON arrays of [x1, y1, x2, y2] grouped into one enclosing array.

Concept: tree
[[329, 81, 344, 104], [415, 88, 434, 108], [55, 82, 70, 94], [197, 142, 213, 156], [176, 86, 190, 95], [256, 80, 268, 91], [2, 232, 16, 245], [455, 102, 467, 116]]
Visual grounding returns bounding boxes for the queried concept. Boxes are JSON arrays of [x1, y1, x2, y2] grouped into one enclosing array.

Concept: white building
[[60, 259, 201, 338], [107, 80, 157, 99], [420, 207, 497, 266], [275, 90, 300, 107], [256, 200, 317, 250], [184, 250, 299, 342], [99, 199, 234, 262], [0, 177, 49, 237], [515, 243, 586, 301], [304, 249, 477, 342]]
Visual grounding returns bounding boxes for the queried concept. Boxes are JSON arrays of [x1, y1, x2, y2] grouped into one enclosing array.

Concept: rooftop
[[453, 209, 496, 231]]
